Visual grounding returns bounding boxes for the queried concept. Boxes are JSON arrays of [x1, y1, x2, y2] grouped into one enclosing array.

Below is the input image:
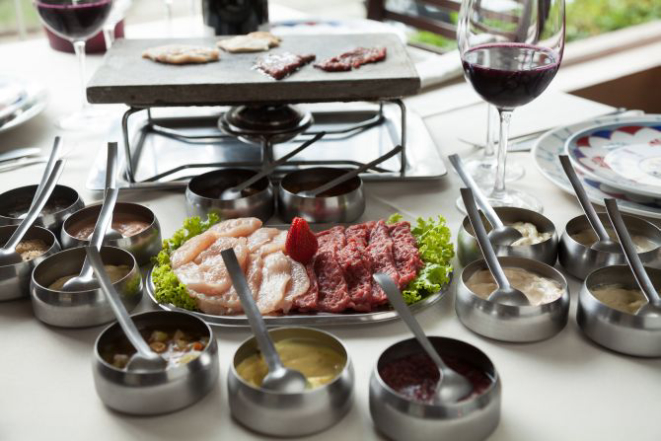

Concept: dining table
[[1, 6, 660, 441]]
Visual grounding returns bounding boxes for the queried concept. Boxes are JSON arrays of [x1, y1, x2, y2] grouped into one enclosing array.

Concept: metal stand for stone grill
[[117, 100, 408, 191]]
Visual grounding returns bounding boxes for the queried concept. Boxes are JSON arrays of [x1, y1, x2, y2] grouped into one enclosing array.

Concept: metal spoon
[[461, 188, 530, 306], [61, 187, 120, 292], [221, 248, 307, 393], [85, 246, 167, 371], [559, 155, 621, 253], [373, 272, 473, 403], [300, 145, 403, 197], [220, 132, 325, 200], [604, 198, 661, 315], [18, 136, 62, 220], [448, 154, 523, 247], [0, 160, 65, 266], [99, 142, 123, 241]]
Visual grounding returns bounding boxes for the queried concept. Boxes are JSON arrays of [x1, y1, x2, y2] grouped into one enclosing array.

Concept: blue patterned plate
[[566, 116, 661, 197], [532, 113, 661, 219]]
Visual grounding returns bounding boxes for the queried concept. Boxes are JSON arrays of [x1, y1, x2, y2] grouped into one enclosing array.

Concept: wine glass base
[[456, 189, 543, 214], [56, 107, 112, 132], [463, 154, 525, 188]]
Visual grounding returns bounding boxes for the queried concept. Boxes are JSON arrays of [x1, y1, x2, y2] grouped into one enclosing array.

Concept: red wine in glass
[[35, 0, 112, 41], [462, 43, 560, 110]]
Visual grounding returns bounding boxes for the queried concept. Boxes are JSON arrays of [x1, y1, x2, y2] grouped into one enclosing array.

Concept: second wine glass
[[457, 0, 565, 211]]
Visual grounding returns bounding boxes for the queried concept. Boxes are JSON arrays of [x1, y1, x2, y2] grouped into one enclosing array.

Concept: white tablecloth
[[1, 13, 660, 441]]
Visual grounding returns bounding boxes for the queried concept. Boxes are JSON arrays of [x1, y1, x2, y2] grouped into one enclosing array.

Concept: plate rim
[[564, 117, 661, 198]]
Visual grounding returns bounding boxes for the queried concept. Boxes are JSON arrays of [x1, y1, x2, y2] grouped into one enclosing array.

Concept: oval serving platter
[[146, 267, 452, 328]]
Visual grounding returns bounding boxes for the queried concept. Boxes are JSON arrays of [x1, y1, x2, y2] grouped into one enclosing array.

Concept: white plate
[[532, 113, 661, 219], [0, 79, 48, 134], [565, 116, 661, 198]]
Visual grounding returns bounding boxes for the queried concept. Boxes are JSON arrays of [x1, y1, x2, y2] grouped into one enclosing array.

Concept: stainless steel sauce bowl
[[457, 207, 558, 267], [0, 225, 60, 301], [577, 265, 661, 357], [30, 246, 142, 328], [60, 202, 162, 266], [559, 212, 661, 280], [456, 256, 570, 342], [278, 167, 365, 223], [186, 168, 274, 222], [93, 310, 219, 415], [0, 184, 84, 234], [228, 327, 354, 437], [370, 337, 501, 441]]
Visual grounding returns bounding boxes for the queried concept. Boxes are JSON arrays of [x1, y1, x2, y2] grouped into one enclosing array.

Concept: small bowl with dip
[[577, 265, 661, 357], [0, 225, 60, 301], [559, 212, 661, 280], [61, 202, 161, 266], [186, 168, 274, 222], [228, 327, 354, 437], [30, 246, 142, 328], [278, 167, 365, 223], [94, 310, 219, 415], [370, 337, 501, 441], [0, 184, 84, 234], [457, 207, 558, 267], [457, 256, 570, 342]]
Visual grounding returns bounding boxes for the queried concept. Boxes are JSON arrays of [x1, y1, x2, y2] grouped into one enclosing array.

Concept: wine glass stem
[[484, 105, 497, 158], [103, 25, 115, 51], [73, 40, 89, 112], [491, 108, 513, 199]]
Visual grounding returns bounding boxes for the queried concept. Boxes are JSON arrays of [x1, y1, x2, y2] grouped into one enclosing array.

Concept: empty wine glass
[[462, 104, 525, 189], [34, 0, 113, 131], [458, 0, 565, 210]]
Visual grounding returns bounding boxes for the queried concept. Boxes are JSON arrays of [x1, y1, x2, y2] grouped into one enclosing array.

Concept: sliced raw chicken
[[218, 253, 264, 313], [247, 228, 281, 252], [174, 262, 228, 296], [282, 258, 311, 313], [259, 230, 287, 255], [209, 217, 262, 238], [193, 289, 231, 315], [170, 230, 219, 269], [256, 251, 292, 314]]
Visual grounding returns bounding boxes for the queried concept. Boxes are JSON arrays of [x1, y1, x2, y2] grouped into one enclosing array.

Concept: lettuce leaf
[[151, 213, 220, 311], [388, 214, 454, 305]]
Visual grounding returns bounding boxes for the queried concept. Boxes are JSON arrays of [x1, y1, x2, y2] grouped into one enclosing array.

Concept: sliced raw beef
[[345, 221, 375, 249], [314, 250, 352, 313], [337, 241, 373, 312], [388, 221, 424, 287], [366, 220, 401, 305], [316, 226, 346, 251], [294, 263, 319, 312], [255, 52, 316, 80]]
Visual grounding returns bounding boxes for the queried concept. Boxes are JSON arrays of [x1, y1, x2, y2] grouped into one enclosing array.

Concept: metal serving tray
[[146, 268, 451, 328]]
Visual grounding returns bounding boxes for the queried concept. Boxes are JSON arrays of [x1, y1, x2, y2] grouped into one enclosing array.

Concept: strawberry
[[285, 217, 318, 264]]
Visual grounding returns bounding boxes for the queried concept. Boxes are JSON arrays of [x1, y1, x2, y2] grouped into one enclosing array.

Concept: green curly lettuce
[[151, 213, 220, 310], [387, 213, 454, 305]]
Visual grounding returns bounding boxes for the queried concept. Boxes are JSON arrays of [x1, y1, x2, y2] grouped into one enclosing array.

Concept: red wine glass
[[457, 0, 565, 211], [34, 0, 113, 131]]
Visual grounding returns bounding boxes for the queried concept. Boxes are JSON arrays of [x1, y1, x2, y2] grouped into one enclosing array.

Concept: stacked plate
[[533, 113, 661, 219], [0, 77, 48, 134]]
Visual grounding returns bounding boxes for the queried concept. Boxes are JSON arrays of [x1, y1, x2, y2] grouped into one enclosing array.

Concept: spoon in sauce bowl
[[559, 155, 621, 253], [373, 272, 473, 403], [461, 188, 530, 306], [86, 247, 167, 371], [0, 160, 65, 266], [100, 142, 124, 241], [220, 132, 325, 201], [605, 198, 661, 315], [448, 154, 523, 247], [221, 248, 307, 393], [299, 145, 402, 197], [18, 136, 62, 221]]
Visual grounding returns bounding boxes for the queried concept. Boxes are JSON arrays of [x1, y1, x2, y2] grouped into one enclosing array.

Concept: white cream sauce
[[466, 267, 564, 306]]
